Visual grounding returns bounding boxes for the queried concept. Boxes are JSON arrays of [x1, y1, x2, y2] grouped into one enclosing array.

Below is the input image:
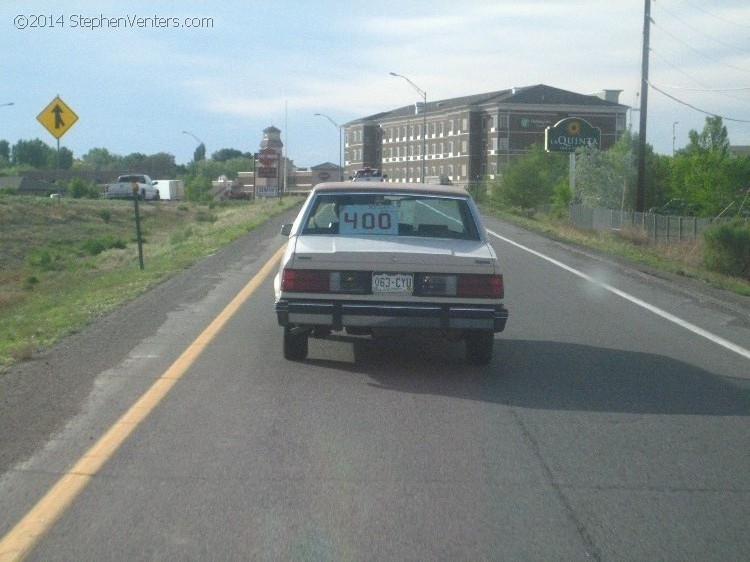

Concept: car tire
[[465, 330, 494, 365], [283, 327, 308, 360]]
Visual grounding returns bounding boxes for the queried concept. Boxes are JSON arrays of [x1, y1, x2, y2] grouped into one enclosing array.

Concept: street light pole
[[315, 113, 343, 181], [390, 72, 427, 183], [182, 130, 205, 160], [672, 121, 678, 155]]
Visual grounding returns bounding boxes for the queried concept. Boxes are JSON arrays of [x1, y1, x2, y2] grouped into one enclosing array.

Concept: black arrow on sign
[[52, 104, 65, 129]]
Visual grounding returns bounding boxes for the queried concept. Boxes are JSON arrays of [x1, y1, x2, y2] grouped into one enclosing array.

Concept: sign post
[[132, 182, 144, 270]]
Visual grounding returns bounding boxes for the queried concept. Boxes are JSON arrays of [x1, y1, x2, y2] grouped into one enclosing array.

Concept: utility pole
[[636, 0, 651, 212]]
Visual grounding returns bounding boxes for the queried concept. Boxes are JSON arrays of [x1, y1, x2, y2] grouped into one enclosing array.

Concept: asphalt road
[[0, 209, 748, 561]]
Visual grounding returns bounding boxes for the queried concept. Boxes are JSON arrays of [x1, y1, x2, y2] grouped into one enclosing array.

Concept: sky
[[1, 1, 749, 169]]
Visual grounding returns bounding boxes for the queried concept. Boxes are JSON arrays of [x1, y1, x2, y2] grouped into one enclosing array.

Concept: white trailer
[[154, 179, 185, 200]]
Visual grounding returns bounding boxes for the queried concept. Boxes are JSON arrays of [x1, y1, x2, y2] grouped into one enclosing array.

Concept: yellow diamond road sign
[[37, 96, 78, 139]]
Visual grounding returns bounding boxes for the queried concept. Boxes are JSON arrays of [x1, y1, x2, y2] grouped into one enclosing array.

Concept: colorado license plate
[[372, 273, 413, 293]]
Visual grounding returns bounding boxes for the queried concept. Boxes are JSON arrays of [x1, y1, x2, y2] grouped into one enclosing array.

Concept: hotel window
[[499, 115, 509, 128]]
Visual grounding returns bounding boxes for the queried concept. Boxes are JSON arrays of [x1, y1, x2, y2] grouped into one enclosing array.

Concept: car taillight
[[281, 269, 330, 292], [457, 274, 504, 298], [415, 273, 503, 298], [280, 269, 371, 294]]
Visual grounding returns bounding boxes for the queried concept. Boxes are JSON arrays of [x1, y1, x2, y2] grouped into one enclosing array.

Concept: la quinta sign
[[545, 117, 600, 153]]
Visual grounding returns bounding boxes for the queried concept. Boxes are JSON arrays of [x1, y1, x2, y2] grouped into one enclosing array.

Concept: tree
[[184, 174, 212, 202], [47, 146, 74, 170], [0, 140, 9, 165], [11, 139, 55, 168], [683, 116, 729, 155], [492, 144, 567, 209], [668, 116, 743, 216], [193, 143, 206, 162], [122, 152, 148, 171], [573, 130, 670, 211], [670, 150, 733, 216], [221, 156, 255, 178], [80, 147, 122, 171], [142, 152, 177, 178], [211, 148, 247, 162]]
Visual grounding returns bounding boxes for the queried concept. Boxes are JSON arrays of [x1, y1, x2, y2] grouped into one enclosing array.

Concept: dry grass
[[485, 205, 750, 295], [0, 195, 301, 370]]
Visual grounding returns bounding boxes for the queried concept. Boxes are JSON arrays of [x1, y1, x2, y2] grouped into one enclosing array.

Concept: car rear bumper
[[275, 299, 508, 332]]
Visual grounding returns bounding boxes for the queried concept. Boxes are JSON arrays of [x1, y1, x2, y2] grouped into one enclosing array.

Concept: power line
[[647, 49, 750, 103], [648, 83, 750, 92], [653, 0, 750, 53], [679, 0, 750, 30], [648, 81, 750, 123], [651, 19, 750, 75]]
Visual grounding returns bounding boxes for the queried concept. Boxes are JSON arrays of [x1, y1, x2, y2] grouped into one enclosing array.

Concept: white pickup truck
[[104, 174, 160, 200]]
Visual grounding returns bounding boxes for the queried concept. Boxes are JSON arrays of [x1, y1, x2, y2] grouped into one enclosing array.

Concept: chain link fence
[[568, 204, 742, 243]]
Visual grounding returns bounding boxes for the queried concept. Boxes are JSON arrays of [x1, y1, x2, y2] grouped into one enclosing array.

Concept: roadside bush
[[67, 178, 100, 199], [703, 220, 750, 279], [28, 247, 62, 271], [490, 144, 567, 210], [80, 235, 127, 256]]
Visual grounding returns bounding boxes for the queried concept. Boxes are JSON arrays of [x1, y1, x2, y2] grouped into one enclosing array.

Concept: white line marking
[[487, 228, 750, 361]]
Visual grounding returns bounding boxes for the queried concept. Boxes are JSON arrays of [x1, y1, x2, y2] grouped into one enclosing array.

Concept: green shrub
[[195, 210, 217, 223], [28, 247, 65, 271], [703, 220, 750, 279], [67, 178, 100, 199], [80, 235, 127, 256]]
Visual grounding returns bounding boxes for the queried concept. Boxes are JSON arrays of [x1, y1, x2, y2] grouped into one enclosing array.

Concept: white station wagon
[[274, 182, 508, 364]]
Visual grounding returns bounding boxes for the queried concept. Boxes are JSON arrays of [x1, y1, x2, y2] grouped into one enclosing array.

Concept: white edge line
[[486, 228, 750, 361]]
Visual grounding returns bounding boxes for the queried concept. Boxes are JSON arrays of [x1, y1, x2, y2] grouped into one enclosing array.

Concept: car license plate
[[372, 273, 413, 293]]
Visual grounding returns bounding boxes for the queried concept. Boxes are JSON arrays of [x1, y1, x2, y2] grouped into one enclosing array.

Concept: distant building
[[343, 84, 628, 187], [216, 127, 343, 199], [729, 145, 750, 157]]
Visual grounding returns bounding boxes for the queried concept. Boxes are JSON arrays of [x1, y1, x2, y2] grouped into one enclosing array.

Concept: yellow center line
[[0, 245, 285, 562]]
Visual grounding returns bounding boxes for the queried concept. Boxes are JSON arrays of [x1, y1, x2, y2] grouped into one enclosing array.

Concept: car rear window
[[302, 192, 480, 240]]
